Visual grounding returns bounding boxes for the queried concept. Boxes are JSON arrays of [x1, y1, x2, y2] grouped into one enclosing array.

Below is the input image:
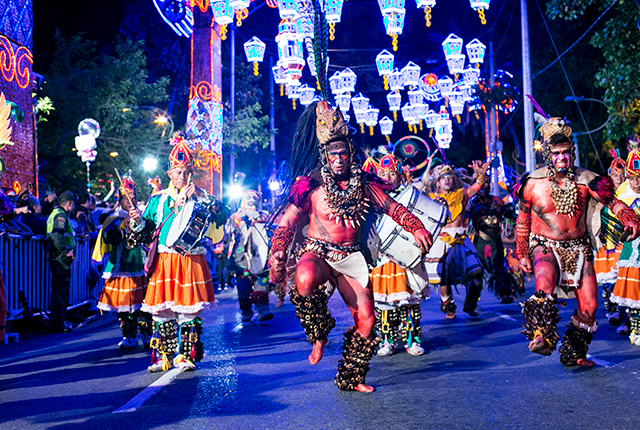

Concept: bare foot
[[308, 338, 328, 365], [528, 335, 552, 356], [576, 358, 595, 367], [354, 383, 375, 393]]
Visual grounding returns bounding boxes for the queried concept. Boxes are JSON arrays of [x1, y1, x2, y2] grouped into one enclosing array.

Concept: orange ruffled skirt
[[142, 253, 215, 315], [594, 244, 622, 284], [98, 276, 145, 313], [370, 261, 412, 304]]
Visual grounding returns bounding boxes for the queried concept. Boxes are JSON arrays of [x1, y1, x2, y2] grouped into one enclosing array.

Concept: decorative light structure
[[449, 90, 466, 121], [272, 64, 288, 96], [364, 106, 380, 136], [416, 0, 436, 27], [212, 0, 234, 40], [465, 38, 487, 66], [375, 50, 394, 90], [75, 118, 100, 191], [277, 0, 298, 18], [387, 91, 402, 121], [336, 93, 351, 113], [387, 68, 405, 92], [379, 116, 394, 142], [469, 0, 490, 25], [244, 37, 266, 76], [438, 75, 454, 97], [407, 89, 424, 106], [275, 18, 305, 85], [340, 68, 357, 93], [434, 117, 453, 148], [329, 71, 344, 95], [230, 0, 250, 26], [446, 53, 466, 76], [425, 109, 439, 129], [419, 73, 442, 102], [325, 0, 345, 41], [401, 61, 421, 88], [379, 0, 406, 51], [462, 66, 480, 86], [354, 109, 368, 134], [298, 84, 316, 106], [351, 93, 370, 113], [442, 33, 463, 60], [401, 103, 417, 132], [286, 83, 301, 110]]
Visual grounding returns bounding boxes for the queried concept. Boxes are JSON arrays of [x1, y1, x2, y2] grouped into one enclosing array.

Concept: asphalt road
[[1, 282, 640, 430]]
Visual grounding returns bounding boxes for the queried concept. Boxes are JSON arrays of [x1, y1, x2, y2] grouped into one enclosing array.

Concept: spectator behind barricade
[[16, 196, 45, 236], [0, 189, 33, 237], [41, 191, 57, 217], [46, 191, 76, 333], [76, 193, 97, 236], [0, 191, 15, 339]]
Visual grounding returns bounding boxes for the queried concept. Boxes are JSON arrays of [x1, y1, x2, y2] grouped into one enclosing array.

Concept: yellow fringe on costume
[[143, 253, 215, 314], [370, 261, 410, 303], [97, 276, 145, 313]]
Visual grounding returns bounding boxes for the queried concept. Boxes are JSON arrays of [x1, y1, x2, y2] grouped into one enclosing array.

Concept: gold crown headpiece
[[538, 117, 573, 144]]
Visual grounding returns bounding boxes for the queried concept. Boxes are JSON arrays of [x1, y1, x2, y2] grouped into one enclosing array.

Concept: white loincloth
[[327, 251, 370, 290]]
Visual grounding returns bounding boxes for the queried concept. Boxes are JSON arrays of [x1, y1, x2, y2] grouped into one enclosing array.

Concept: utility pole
[[269, 56, 276, 167], [230, 25, 236, 184], [489, 40, 499, 196], [521, 0, 535, 172]]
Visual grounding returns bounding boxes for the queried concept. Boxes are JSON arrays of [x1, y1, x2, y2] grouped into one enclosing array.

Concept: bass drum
[[166, 200, 213, 255], [245, 222, 271, 276], [376, 186, 447, 269]]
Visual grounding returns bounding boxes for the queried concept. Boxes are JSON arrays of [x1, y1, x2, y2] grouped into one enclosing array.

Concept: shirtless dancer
[[268, 102, 432, 392]]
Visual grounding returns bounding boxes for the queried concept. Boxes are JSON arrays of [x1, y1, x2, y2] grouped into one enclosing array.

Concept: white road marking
[[497, 313, 517, 322], [586, 355, 617, 368], [113, 368, 181, 413]]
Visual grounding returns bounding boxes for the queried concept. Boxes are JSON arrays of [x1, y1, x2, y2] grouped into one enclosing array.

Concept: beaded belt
[[297, 237, 362, 262], [529, 233, 593, 274]]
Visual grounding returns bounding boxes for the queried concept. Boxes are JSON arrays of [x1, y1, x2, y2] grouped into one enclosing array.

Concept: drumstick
[[114, 168, 136, 210]]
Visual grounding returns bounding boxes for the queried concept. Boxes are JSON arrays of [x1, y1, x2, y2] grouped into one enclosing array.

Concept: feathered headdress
[[608, 148, 625, 176]]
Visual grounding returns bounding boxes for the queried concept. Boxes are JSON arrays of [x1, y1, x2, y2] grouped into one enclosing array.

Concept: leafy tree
[[546, 0, 640, 142], [38, 32, 171, 201]]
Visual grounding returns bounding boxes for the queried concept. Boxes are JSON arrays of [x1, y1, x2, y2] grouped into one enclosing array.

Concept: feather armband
[[391, 204, 424, 234], [515, 218, 531, 259]]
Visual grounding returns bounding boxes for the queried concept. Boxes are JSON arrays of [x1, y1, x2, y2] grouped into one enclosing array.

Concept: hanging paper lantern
[[408, 89, 424, 106], [286, 83, 301, 110], [298, 84, 316, 106], [401, 103, 417, 124], [401, 61, 421, 88], [434, 118, 453, 148], [329, 71, 344, 95], [419, 73, 442, 102], [336, 93, 351, 112], [469, 0, 490, 25], [438, 75, 454, 97], [449, 90, 466, 121], [351, 93, 370, 113], [459, 84, 475, 102], [382, 10, 406, 51], [379, 116, 394, 135], [378, 0, 405, 15], [230, 0, 250, 26], [325, 0, 345, 40], [462, 66, 480, 86], [340, 68, 357, 93], [212, 0, 234, 40], [354, 108, 369, 134], [244, 37, 266, 76], [416, 0, 436, 27], [276, 19, 305, 85], [277, 0, 298, 18], [364, 106, 380, 136], [343, 113, 351, 123], [442, 33, 463, 60], [272, 64, 288, 96], [387, 68, 405, 92], [446, 54, 466, 76], [425, 109, 439, 128], [466, 38, 487, 65], [387, 91, 402, 121], [375, 50, 395, 90]]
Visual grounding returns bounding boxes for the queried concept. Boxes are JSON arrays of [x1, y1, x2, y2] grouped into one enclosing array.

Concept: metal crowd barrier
[[1, 234, 97, 319]]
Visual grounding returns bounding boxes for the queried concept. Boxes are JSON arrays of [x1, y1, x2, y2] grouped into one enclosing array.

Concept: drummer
[[129, 132, 222, 373], [224, 189, 274, 322], [424, 161, 489, 319], [365, 148, 430, 357]]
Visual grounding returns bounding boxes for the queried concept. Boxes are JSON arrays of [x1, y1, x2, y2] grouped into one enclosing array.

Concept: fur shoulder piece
[[588, 174, 615, 206], [512, 172, 532, 200], [289, 175, 320, 208]]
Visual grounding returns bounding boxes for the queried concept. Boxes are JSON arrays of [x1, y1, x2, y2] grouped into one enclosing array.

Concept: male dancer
[[130, 133, 224, 372], [516, 118, 639, 366], [268, 102, 432, 392], [425, 162, 488, 318], [94, 174, 151, 349]]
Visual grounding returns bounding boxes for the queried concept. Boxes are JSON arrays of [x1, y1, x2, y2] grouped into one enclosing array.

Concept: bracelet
[[617, 206, 639, 227], [390, 204, 424, 234], [270, 226, 294, 255]]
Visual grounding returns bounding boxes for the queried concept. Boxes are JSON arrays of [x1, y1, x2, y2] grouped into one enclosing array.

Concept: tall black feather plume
[[313, 0, 330, 103]]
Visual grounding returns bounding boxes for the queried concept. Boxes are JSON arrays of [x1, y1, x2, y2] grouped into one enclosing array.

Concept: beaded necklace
[[549, 177, 578, 217], [320, 164, 369, 227]]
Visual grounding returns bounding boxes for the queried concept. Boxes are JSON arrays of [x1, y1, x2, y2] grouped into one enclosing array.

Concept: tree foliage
[[546, 0, 640, 142], [38, 32, 171, 201]]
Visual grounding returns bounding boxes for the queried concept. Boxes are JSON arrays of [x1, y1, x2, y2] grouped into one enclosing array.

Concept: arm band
[[270, 226, 294, 255], [617, 206, 639, 227], [390, 204, 425, 234], [515, 218, 531, 260]]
